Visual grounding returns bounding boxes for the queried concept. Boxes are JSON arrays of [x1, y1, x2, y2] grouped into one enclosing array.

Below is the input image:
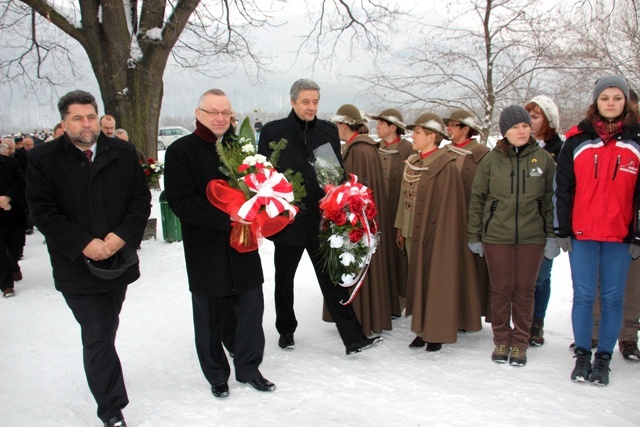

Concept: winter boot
[[529, 318, 545, 346], [570, 348, 592, 383], [589, 352, 612, 386], [509, 346, 527, 367], [619, 341, 640, 361], [491, 344, 510, 364]]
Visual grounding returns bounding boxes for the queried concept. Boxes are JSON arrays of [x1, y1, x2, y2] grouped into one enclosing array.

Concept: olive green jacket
[[468, 139, 555, 245]]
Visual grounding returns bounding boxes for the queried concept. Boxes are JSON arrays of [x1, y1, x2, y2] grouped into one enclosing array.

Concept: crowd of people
[[1, 73, 639, 426]]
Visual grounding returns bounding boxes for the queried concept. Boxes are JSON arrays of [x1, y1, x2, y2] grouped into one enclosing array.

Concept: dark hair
[[58, 90, 98, 120], [344, 123, 369, 134], [382, 119, 406, 136], [586, 91, 639, 127], [495, 136, 536, 156], [525, 102, 557, 142]]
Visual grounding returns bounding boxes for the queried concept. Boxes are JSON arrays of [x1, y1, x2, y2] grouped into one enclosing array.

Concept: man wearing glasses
[[164, 89, 276, 399]]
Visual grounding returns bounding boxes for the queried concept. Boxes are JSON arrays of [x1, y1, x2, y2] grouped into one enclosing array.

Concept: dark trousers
[[63, 286, 129, 423], [192, 286, 264, 385], [0, 228, 12, 290], [484, 243, 544, 349], [273, 243, 365, 346], [3, 223, 24, 274]]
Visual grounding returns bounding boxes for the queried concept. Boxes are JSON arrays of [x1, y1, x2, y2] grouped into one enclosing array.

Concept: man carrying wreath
[[258, 79, 382, 355], [164, 89, 275, 397]]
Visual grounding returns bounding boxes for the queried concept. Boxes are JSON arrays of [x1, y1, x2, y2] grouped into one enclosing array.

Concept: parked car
[[158, 126, 190, 150]]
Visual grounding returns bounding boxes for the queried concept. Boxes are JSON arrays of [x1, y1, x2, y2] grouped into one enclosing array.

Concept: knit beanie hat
[[499, 105, 531, 136], [593, 75, 630, 102], [527, 95, 560, 130]]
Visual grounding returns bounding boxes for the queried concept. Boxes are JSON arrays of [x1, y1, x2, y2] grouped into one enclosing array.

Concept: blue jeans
[[533, 257, 553, 319], [569, 240, 632, 354]]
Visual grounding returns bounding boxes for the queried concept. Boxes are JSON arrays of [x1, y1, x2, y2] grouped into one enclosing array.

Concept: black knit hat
[[499, 105, 531, 136]]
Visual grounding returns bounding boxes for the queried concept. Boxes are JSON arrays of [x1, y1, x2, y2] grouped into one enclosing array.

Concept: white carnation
[[329, 234, 344, 248], [339, 252, 356, 266]]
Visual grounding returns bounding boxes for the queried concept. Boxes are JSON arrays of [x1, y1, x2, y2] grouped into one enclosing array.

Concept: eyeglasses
[[198, 108, 233, 118]]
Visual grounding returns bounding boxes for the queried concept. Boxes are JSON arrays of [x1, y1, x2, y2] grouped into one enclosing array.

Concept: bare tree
[[356, 0, 570, 141], [0, 0, 400, 156]]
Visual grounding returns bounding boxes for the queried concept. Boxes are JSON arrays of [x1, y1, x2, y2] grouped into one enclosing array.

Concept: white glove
[[468, 242, 484, 258]]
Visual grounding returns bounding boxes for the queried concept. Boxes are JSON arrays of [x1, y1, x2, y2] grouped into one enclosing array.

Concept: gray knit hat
[[593, 75, 630, 102], [499, 105, 532, 136], [527, 95, 560, 130]]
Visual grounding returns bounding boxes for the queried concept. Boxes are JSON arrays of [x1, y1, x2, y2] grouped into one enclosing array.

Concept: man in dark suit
[[164, 88, 275, 399], [26, 90, 151, 427], [0, 152, 25, 298], [258, 79, 382, 355]]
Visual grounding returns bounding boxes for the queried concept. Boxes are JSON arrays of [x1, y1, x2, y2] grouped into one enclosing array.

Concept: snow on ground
[[2, 187, 640, 427]]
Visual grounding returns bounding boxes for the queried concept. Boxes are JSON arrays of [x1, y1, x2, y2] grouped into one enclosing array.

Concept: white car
[[158, 126, 190, 150]]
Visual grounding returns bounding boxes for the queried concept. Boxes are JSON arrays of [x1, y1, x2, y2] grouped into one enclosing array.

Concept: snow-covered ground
[[2, 187, 640, 427]]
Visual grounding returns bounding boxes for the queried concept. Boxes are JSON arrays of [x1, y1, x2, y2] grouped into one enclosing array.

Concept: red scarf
[[194, 119, 217, 143], [454, 138, 472, 148], [593, 119, 623, 144], [385, 136, 401, 147], [346, 133, 359, 144], [420, 148, 438, 159]]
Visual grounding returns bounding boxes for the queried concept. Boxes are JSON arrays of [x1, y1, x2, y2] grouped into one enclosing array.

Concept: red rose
[[147, 158, 155, 164], [144, 169, 151, 176], [365, 202, 377, 220], [349, 227, 364, 243], [349, 197, 364, 212], [332, 210, 347, 226]]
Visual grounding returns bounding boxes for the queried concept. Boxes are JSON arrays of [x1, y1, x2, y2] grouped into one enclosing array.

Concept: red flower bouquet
[[206, 118, 305, 253], [318, 173, 379, 305]]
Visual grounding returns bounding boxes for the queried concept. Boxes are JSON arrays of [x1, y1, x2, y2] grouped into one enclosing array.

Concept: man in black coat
[[164, 88, 275, 398], [258, 79, 382, 355], [0, 153, 25, 298], [26, 90, 151, 427]]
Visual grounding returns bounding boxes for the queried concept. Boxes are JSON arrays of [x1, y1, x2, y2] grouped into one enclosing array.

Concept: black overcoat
[[257, 110, 343, 247], [26, 134, 151, 294], [164, 131, 264, 297], [0, 155, 26, 227]]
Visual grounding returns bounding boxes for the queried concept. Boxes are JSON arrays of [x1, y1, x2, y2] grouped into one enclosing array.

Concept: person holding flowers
[[395, 113, 481, 353], [325, 103, 393, 337], [164, 89, 275, 398], [258, 79, 381, 355]]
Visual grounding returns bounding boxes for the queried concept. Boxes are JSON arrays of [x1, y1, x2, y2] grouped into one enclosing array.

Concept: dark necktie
[[83, 150, 93, 165]]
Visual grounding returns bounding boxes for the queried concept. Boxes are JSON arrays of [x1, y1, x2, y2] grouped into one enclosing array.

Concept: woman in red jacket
[[556, 75, 640, 386]]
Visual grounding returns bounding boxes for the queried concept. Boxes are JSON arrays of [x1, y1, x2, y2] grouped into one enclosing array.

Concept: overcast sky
[[0, 0, 423, 133]]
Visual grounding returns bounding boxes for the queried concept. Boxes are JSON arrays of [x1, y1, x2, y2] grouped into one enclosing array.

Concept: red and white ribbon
[[237, 168, 296, 221]]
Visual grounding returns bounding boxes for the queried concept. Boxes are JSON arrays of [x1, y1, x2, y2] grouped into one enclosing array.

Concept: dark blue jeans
[[533, 257, 553, 319], [569, 240, 632, 354]]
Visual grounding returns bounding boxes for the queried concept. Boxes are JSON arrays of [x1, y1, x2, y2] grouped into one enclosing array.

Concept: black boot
[[589, 352, 612, 386], [570, 348, 592, 383], [529, 317, 544, 346]]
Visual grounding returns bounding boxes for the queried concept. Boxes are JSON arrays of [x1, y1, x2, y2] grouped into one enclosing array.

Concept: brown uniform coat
[[378, 139, 414, 311], [401, 150, 482, 343], [445, 140, 492, 320]]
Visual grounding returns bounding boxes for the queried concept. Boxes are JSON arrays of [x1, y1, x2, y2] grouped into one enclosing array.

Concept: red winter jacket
[[555, 120, 640, 244]]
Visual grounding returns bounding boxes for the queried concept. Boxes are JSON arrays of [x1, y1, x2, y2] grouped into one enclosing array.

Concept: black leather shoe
[[278, 333, 295, 350], [346, 336, 383, 355], [409, 336, 425, 348], [211, 382, 229, 398], [426, 342, 443, 352], [104, 412, 127, 427], [239, 376, 276, 392]]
